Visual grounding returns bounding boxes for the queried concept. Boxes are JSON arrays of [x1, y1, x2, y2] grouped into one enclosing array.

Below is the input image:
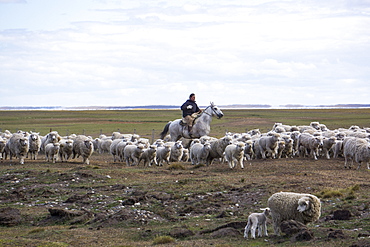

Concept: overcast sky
[[1, 0, 370, 107]]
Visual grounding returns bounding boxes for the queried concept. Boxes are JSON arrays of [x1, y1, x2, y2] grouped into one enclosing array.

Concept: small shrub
[[152, 235, 175, 245]]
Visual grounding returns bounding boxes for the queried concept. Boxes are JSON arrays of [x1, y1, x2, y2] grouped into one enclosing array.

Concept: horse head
[[209, 102, 224, 119]]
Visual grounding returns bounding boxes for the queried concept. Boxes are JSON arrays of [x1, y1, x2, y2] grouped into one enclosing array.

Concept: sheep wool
[[267, 192, 321, 236]]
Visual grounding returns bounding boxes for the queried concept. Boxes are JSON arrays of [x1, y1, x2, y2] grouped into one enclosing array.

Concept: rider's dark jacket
[[181, 99, 200, 118]]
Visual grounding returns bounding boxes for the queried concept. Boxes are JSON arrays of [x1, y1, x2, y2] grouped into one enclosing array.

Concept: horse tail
[[160, 121, 171, 139]]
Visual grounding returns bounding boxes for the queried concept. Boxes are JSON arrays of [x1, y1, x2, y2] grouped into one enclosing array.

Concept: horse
[[160, 102, 224, 141]]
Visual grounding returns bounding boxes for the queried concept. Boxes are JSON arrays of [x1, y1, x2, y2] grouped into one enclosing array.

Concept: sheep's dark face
[[297, 197, 310, 212]]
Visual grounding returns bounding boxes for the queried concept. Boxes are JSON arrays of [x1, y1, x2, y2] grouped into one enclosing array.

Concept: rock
[[292, 229, 314, 241], [280, 220, 307, 235], [169, 227, 194, 238], [0, 207, 22, 226], [333, 209, 351, 220], [210, 227, 241, 238], [328, 229, 346, 239]]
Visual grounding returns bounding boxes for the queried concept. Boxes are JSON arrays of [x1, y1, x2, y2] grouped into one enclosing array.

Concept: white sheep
[[28, 132, 41, 160], [0, 137, 6, 160], [244, 208, 271, 239], [224, 142, 245, 169], [110, 139, 125, 162], [321, 136, 336, 159], [343, 137, 370, 169], [267, 192, 321, 236], [243, 140, 254, 160], [123, 144, 145, 166], [206, 135, 233, 166], [116, 140, 133, 162], [41, 131, 61, 151], [96, 137, 113, 154], [139, 145, 157, 167], [72, 135, 94, 165], [4, 133, 29, 164], [156, 144, 171, 166], [169, 140, 184, 162], [297, 133, 323, 160], [190, 142, 211, 166], [58, 138, 74, 162], [45, 142, 60, 163], [258, 133, 280, 159]]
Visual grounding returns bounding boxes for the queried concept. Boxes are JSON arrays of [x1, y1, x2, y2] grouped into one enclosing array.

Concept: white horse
[[160, 102, 224, 141]]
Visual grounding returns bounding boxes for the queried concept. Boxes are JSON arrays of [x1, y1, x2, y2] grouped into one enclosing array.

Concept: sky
[[1, 0, 370, 107]]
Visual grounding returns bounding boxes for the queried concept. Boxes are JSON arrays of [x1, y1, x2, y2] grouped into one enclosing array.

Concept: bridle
[[201, 104, 222, 119]]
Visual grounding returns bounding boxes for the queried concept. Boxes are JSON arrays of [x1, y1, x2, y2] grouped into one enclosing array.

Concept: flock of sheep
[[1, 121, 370, 170], [3, 121, 367, 239]]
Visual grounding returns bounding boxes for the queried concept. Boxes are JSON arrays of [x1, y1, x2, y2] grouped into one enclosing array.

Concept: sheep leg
[[244, 222, 251, 238]]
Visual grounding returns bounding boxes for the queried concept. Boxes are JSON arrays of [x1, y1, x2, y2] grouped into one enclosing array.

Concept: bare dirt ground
[[0, 151, 370, 247]]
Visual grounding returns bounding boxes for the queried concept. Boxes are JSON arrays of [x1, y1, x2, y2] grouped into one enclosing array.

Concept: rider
[[181, 93, 202, 136]]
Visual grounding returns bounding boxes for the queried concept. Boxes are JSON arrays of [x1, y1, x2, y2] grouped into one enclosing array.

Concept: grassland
[[0, 109, 369, 247]]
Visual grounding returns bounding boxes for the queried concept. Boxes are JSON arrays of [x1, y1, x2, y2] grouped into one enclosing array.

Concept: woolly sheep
[[169, 140, 184, 162], [41, 131, 61, 151], [139, 145, 157, 166], [110, 139, 125, 162], [206, 135, 233, 166], [343, 137, 370, 169], [45, 142, 60, 163], [28, 132, 41, 160], [244, 208, 270, 239], [224, 142, 245, 169], [297, 133, 323, 160], [116, 140, 133, 162], [321, 136, 336, 159], [280, 135, 294, 158], [59, 139, 74, 162], [190, 142, 211, 166], [72, 135, 94, 165], [156, 144, 171, 166], [258, 133, 280, 159], [4, 133, 29, 164], [96, 137, 113, 154], [267, 192, 321, 236], [0, 137, 6, 160], [123, 144, 145, 166]]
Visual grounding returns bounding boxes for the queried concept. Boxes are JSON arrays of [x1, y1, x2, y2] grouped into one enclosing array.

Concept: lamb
[[343, 137, 370, 169], [190, 142, 211, 166], [258, 133, 280, 159], [297, 133, 323, 160], [267, 192, 321, 236], [224, 142, 245, 169], [123, 144, 145, 166], [45, 142, 60, 163], [280, 135, 294, 158], [4, 133, 29, 164], [156, 144, 171, 166], [28, 132, 41, 160], [206, 135, 233, 166], [181, 148, 189, 162], [243, 140, 254, 160], [72, 135, 94, 165], [139, 145, 157, 166], [244, 208, 270, 239], [58, 138, 74, 162]]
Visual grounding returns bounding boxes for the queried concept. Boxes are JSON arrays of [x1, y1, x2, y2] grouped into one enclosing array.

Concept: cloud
[[0, 0, 370, 107]]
